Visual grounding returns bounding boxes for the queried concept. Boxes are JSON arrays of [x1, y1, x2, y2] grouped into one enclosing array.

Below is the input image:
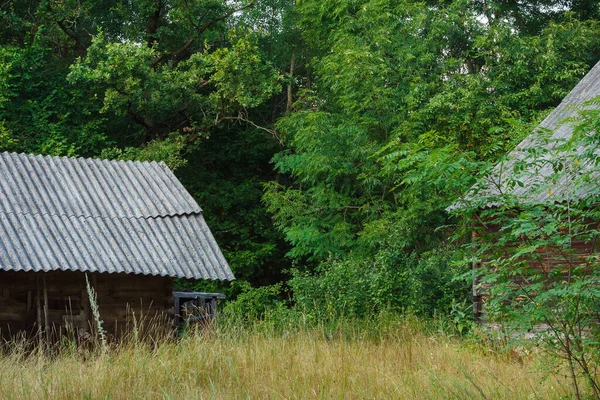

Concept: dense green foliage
[[1, 0, 600, 326], [263, 0, 600, 317]]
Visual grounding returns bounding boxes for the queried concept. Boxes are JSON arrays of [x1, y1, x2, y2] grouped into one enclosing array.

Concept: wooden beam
[[43, 275, 50, 343], [36, 274, 42, 347]]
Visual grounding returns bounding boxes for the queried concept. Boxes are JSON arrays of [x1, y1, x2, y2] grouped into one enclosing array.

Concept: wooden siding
[[472, 220, 599, 323], [0, 270, 173, 340]]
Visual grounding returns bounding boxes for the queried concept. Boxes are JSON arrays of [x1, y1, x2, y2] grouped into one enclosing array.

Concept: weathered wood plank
[[0, 270, 174, 340]]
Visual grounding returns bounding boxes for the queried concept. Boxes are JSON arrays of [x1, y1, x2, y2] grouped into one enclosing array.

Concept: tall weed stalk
[[85, 274, 107, 355]]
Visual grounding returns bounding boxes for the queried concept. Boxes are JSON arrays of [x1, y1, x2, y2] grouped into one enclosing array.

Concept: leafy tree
[[68, 29, 281, 143], [264, 0, 600, 317], [178, 125, 290, 292]]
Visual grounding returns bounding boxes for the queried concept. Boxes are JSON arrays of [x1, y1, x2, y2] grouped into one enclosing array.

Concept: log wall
[[0, 270, 173, 340]]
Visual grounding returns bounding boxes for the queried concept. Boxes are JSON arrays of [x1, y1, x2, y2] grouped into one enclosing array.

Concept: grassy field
[[0, 318, 572, 399]]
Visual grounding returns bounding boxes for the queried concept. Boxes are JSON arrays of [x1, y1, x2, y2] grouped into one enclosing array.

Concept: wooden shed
[[0, 152, 234, 340], [456, 60, 600, 322]]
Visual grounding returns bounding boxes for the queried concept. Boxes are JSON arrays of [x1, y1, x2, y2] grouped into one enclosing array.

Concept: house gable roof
[[456, 60, 600, 209], [0, 152, 234, 280]]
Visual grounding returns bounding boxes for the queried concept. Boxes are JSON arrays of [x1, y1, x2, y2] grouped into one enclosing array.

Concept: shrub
[[288, 247, 470, 320]]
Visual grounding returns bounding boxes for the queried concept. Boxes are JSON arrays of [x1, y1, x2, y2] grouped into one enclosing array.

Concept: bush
[[288, 247, 470, 321], [221, 281, 284, 323]]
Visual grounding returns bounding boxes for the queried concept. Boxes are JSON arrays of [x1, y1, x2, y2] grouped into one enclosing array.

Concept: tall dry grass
[[0, 317, 572, 399]]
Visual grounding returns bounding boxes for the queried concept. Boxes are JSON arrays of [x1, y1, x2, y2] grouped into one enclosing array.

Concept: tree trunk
[[286, 51, 296, 112]]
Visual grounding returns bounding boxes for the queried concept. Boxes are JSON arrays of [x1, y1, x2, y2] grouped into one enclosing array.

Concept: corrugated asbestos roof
[[0, 152, 234, 280], [455, 60, 600, 209]]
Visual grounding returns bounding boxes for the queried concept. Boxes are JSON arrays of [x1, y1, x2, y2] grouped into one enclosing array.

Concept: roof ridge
[[0, 210, 203, 221], [0, 151, 201, 218], [0, 151, 166, 168]]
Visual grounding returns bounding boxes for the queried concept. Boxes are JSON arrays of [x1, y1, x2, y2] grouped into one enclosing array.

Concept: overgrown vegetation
[[2, 0, 599, 314], [0, 314, 575, 399], [457, 102, 600, 397], [2, 0, 600, 396]]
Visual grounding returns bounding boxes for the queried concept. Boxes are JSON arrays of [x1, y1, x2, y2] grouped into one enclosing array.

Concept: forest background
[[1, 0, 600, 323]]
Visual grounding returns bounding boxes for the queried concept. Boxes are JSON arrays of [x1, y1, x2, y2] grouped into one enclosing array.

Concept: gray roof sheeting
[[458, 60, 600, 208], [0, 152, 234, 280], [0, 152, 201, 219]]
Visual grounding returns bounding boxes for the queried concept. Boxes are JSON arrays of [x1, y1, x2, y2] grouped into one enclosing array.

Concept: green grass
[[0, 316, 572, 399]]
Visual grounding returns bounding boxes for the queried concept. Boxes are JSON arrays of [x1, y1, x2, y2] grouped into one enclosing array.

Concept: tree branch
[[221, 115, 283, 145], [197, 2, 255, 35], [127, 102, 153, 140], [152, 36, 196, 68], [151, 2, 255, 68], [183, 111, 281, 146], [147, 0, 163, 48], [56, 19, 79, 43]]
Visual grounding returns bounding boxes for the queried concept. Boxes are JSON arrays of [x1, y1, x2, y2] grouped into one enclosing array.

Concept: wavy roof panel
[[0, 152, 201, 219], [0, 152, 233, 281]]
